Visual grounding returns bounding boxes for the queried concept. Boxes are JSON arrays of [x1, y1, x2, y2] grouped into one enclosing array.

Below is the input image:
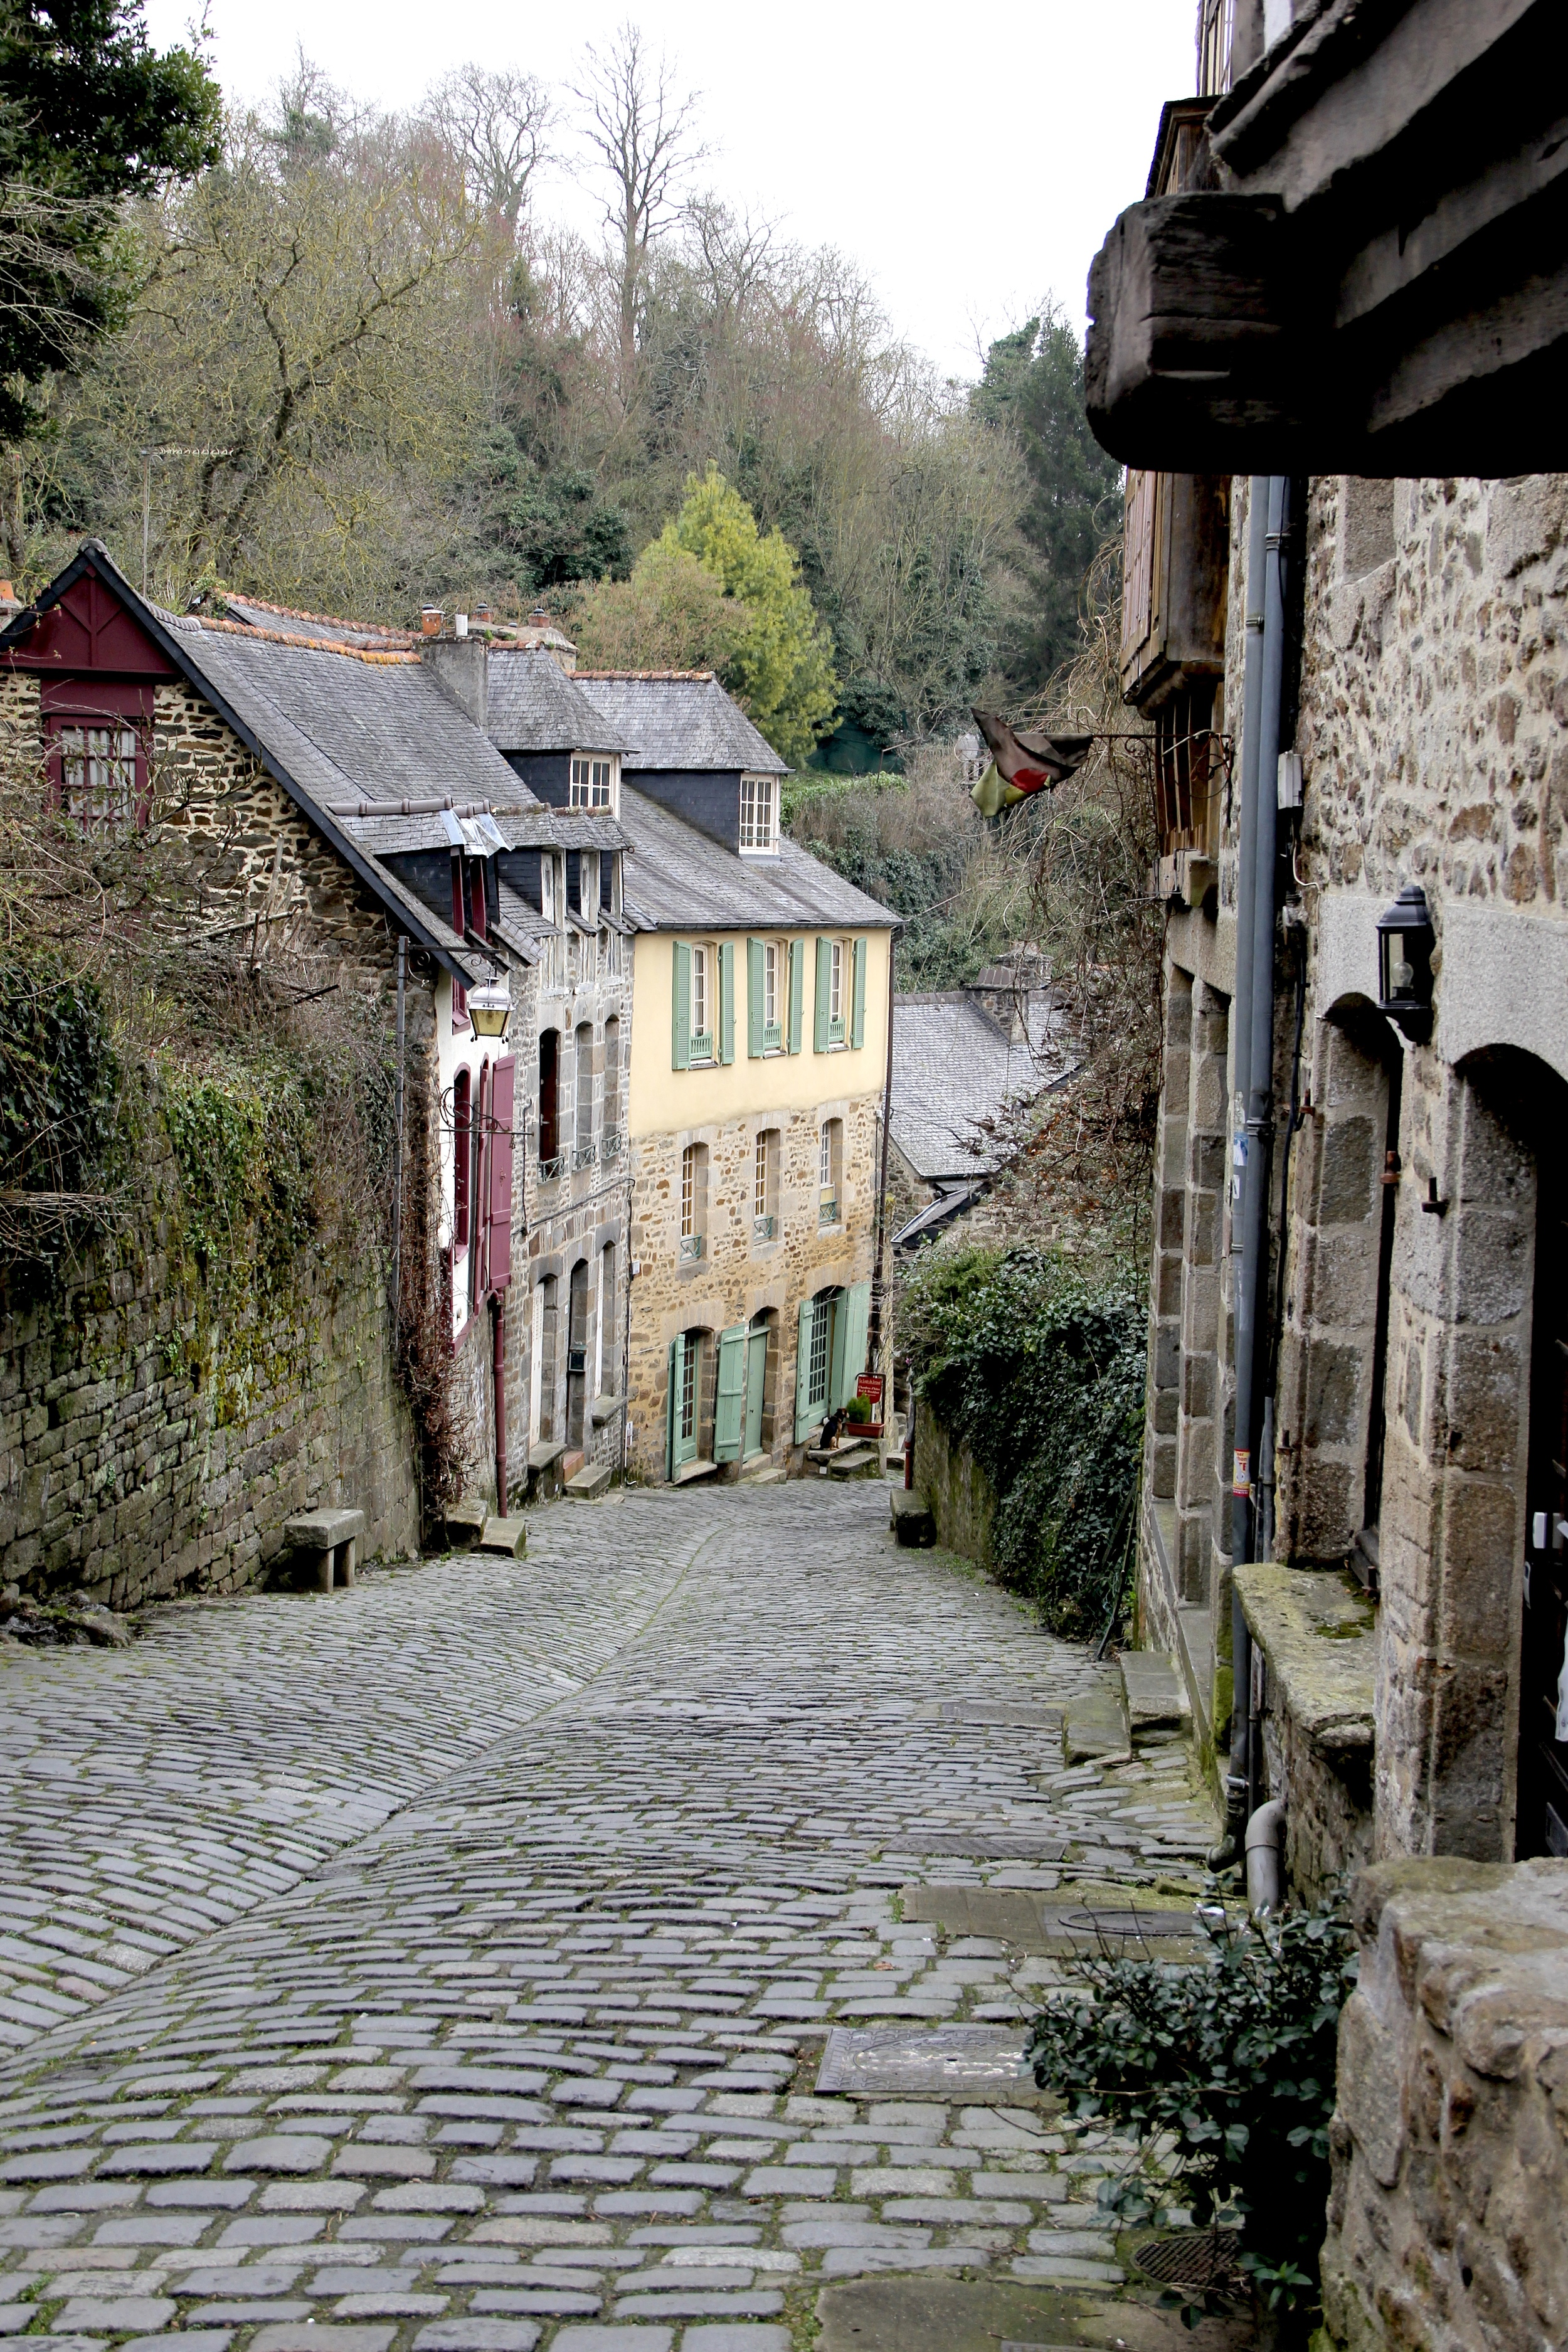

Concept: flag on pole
[[970, 710, 1093, 816]]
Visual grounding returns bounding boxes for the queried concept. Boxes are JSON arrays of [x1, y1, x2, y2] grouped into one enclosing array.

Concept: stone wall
[[1234, 1564, 1375, 1900], [625, 1094, 879, 1479], [0, 1113, 420, 1608], [911, 1399, 996, 1567], [1322, 1856, 1568, 2352], [1, 659, 428, 1597]]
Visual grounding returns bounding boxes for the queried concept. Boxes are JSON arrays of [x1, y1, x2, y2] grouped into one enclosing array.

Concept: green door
[[714, 1324, 746, 1463], [744, 1320, 769, 1458]]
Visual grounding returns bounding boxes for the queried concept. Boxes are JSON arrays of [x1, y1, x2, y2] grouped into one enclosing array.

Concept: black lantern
[[1376, 884, 1435, 1036]]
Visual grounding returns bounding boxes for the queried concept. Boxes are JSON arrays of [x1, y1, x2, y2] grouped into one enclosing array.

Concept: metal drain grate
[[1135, 2228, 1242, 2287]]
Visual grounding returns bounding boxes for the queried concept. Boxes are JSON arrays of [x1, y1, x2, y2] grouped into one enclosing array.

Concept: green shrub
[[0, 955, 119, 1199], [901, 1244, 1143, 1635], [1025, 1898, 1357, 2319], [164, 1055, 321, 1280]]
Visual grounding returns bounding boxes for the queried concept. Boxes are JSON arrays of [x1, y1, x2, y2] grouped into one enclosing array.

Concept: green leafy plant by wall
[[1025, 1898, 1357, 2324], [900, 1243, 1143, 1636], [162, 1055, 320, 1283]]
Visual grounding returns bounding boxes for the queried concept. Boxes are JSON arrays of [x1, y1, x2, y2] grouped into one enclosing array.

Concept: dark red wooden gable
[[488, 1054, 516, 1290], [3, 566, 176, 678]]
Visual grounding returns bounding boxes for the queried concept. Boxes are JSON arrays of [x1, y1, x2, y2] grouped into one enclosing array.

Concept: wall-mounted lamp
[[468, 976, 511, 1039], [1376, 883, 1436, 1037]]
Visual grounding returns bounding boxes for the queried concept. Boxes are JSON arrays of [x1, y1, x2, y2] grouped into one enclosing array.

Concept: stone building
[[0, 543, 627, 1592], [560, 672, 896, 1483], [1085, 1, 1568, 2339], [887, 962, 1061, 1253]]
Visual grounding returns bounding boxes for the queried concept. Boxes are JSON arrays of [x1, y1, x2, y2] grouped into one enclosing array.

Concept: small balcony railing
[[753, 1213, 776, 1241], [818, 1195, 840, 1228], [538, 1152, 567, 1183], [679, 1232, 704, 1263], [573, 1141, 598, 1172], [601, 1126, 623, 1162]]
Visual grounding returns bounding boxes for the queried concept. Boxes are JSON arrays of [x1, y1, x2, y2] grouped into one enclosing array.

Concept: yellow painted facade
[[624, 926, 894, 1481]]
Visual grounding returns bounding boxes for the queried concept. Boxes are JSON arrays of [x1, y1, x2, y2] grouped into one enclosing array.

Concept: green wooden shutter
[[666, 1335, 682, 1478], [787, 939, 804, 1054], [795, 1298, 817, 1442], [837, 1281, 871, 1409], [714, 1324, 746, 1461], [813, 936, 831, 1053], [850, 936, 867, 1048], [719, 940, 736, 1064], [746, 938, 764, 1058], [671, 941, 691, 1070]]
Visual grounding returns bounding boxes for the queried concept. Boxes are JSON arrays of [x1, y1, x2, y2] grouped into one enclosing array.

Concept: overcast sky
[[142, 0, 1195, 383]]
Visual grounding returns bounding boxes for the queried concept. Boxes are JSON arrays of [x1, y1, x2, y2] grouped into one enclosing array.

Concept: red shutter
[[488, 1054, 516, 1290]]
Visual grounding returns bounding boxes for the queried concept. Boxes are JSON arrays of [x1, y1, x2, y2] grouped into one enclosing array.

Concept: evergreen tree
[[0, 0, 220, 442], [972, 307, 1122, 694]]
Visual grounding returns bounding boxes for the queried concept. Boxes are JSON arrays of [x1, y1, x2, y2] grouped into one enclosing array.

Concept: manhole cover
[[1134, 2228, 1241, 2287], [1059, 1907, 1196, 1940]]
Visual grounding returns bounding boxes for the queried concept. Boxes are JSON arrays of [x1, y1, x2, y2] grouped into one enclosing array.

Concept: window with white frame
[[541, 856, 556, 920], [829, 940, 844, 1029], [818, 1117, 843, 1226], [690, 943, 712, 1061], [680, 1141, 708, 1259], [570, 755, 615, 810], [739, 772, 776, 852], [763, 941, 779, 1034], [754, 1127, 778, 1239]]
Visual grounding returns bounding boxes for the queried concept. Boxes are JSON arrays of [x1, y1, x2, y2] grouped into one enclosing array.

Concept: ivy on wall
[[900, 1244, 1145, 1637]]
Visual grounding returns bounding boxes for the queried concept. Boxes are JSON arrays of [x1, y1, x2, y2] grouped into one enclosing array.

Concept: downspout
[[492, 1295, 507, 1514], [1224, 475, 1291, 1840]]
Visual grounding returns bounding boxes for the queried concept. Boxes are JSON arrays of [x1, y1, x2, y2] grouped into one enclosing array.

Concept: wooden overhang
[[1085, 0, 1566, 477]]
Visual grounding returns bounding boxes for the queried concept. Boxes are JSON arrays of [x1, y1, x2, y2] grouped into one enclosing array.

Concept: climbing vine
[[899, 1243, 1145, 1637]]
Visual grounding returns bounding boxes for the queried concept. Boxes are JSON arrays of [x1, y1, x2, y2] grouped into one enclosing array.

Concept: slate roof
[[219, 594, 415, 651], [338, 807, 627, 857], [487, 647, 638, 755], [575, 674, 788, 775], [617, 785, 895, 933], [890, 992, 1062, 1180], [184, 628, 535, 816]]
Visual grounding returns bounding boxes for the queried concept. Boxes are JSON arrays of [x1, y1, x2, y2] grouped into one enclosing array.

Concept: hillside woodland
[[3, 9, 1119, 760]]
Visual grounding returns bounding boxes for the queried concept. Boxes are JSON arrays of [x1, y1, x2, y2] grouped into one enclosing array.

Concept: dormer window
[[570, 754, 617, 812], [43, 681, 153, 832], [739, 772, 776, 852]]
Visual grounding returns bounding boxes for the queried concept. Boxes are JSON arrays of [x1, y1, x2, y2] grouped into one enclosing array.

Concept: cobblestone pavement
[[0, 1481, 1221, 2352]]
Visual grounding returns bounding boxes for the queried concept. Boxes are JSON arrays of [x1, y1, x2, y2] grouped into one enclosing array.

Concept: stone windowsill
[[1234, 1562, 1375, 1759], [590, 1394, 622, 1428]]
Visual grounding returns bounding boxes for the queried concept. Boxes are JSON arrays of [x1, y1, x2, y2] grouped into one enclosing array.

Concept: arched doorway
[[1520, 1064, 1568, 1857]]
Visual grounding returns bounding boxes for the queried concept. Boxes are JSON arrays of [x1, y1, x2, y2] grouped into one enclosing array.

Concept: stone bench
[[282, 1507, 366, 1592]]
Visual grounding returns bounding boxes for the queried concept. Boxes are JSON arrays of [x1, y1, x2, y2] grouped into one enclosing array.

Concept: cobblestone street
[[1, 1482, 1222, 2352]]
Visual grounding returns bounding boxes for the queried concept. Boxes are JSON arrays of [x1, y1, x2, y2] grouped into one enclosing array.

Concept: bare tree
[[423, 64, 554, 233], [573, 21, 704, 403]]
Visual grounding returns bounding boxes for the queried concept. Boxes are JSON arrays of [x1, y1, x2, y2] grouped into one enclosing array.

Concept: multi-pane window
[[680, 1333, 699, 1443], [691, 944, 712, 1060], [681, 1144, 697, 1238], [541, 857, 556, 919], [570, 756, 614, 808], [763, 942, 778, 1032], [57, 726, 139, 829], [830, 941, 844, 1029], [739, 773, 775, 851], [807, 1294, 832, 1410], [754, 1128, 778, 1239], [819, 1118, 843, 1226], [453, 1068, 472, 1250]]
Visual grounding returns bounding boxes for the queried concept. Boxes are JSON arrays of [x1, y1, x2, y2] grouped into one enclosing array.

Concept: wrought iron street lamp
[[1376, 884, 1436, 1036]]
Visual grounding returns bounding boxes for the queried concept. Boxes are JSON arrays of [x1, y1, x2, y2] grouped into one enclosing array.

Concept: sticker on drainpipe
[[1232, 1449, 1251, 1498]]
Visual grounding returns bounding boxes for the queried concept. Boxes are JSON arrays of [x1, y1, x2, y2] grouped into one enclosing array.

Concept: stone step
[[564, 1463, 612, 1500], [443, 1496, 489, 1549], [478, 1515, 527, 1557], [740, 1462, 788, 1485], [1118, 1649, 1189, 1740], [1062, 1685, 1132, 1766], [825, 1445, 881, 1480], [889, 1488, 935, 1547]]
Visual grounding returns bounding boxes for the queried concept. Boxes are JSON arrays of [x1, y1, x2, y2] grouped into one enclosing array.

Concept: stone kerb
[[1322, 1855, 1568, 2352]]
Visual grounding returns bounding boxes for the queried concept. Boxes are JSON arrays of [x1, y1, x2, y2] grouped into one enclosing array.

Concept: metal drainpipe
[[1224, 477, 1271, 1833], [492, 1295, 507, 1515], [1229, 473, 1291, 1825]]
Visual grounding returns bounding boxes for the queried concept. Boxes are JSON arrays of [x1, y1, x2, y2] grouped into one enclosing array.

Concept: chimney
[[422, 630, 488, 731]]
